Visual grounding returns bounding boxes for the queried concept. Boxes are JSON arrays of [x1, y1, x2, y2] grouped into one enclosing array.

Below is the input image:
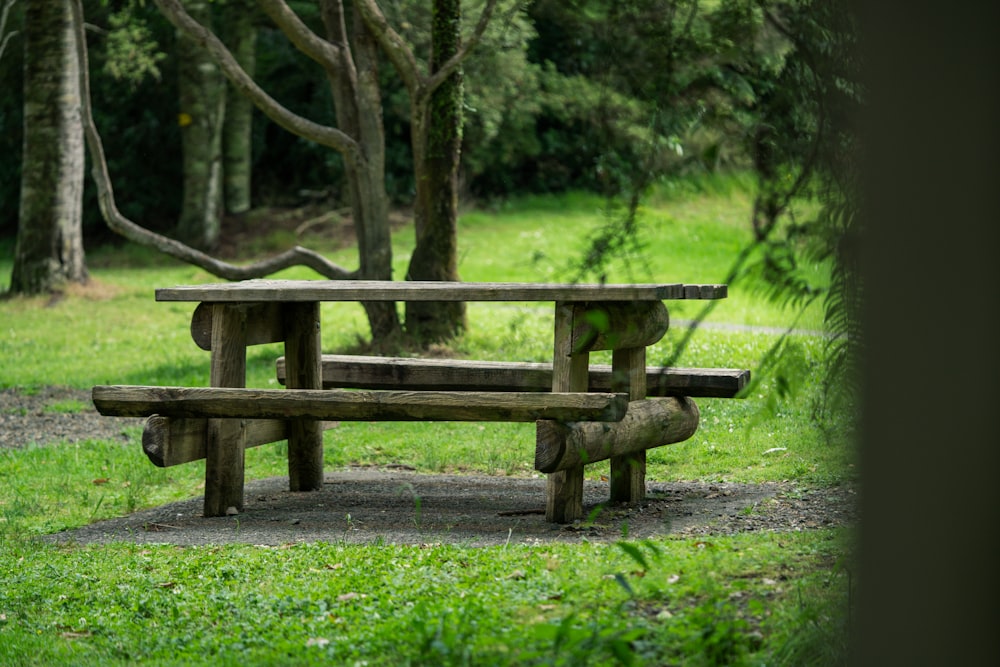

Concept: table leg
[[284, 302, 324, 491], [610, 346, 647, 503], [545, 302, 589, 523], [204, 304, 248, 517]]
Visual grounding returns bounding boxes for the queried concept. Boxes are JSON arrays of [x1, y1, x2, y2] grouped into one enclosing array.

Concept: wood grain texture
[[545, 302, 590, 523], [283, 302, 324, 492], [205, 304, 248, 516], [92, 386, 630, 422], [155, 280, 728, 303], [535, 397, 700, 473], [141, 416, 337, 467], [276, 355, 751, 398], [190, 302, 285, 350], [609, 347, 648, 503]]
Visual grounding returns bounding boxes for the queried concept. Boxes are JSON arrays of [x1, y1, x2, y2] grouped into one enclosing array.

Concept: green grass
[[0, 174, 855, 665]]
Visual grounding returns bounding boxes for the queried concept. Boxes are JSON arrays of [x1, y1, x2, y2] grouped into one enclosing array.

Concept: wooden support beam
[[92, 386, 630, 423], [283, 301, 324, 492], [535, 397, 700, 474], [609, 346, 647, 503], [141, 416, 338, 468], [545, 302, 590, 523], [205, 304, 248, 517], [190, 302, 285, 351], [571, 301, 669, 353]]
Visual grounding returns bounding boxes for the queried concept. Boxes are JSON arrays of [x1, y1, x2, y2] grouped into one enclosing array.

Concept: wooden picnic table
[[97, 279, 734, 522]]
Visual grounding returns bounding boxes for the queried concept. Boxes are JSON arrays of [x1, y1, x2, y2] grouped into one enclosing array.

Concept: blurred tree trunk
[[10, 0, 87, 295], [174, 0, 225, 249], [221, 0, 256, 216], [404, 0, 466, 343], [319, 0, 400, 340]]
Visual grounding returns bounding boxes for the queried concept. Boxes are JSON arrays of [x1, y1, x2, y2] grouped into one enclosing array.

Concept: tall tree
[[405, 0, 466, 342], [10, 0, 87, 295], [151, 0, 501, 343], [174, 0, 226, 249], [356, 0, 503, 342]]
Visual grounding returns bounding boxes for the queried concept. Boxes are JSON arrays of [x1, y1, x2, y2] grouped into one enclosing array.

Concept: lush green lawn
[[0, 177, 855, 665]]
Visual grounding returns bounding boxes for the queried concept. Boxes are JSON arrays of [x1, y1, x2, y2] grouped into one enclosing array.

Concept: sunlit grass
[[0, 174, 853, 665]]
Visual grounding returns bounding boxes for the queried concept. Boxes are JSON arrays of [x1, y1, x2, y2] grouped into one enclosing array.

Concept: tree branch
[[356, 0, 505, 98], [426, 0, 503, 92], [256, 0, 342, 71], [353, 0, 421, 93], [0, 0, 17, 64], [152, 0, 364, 171], [70, 0, 356, 282]]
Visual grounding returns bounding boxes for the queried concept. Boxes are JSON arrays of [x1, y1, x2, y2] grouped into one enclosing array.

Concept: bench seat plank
[[276, 355, 750, 399], [92, 386, 629, 423]]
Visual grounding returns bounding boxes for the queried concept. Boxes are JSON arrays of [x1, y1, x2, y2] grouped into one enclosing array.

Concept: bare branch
[[70, 0, 356, 282], [356, 0, 507, 100], [353, 0, 421, 93], [256, 0, 342, 71], [152, 0, 364, 171], [426, 0, 503, 91], [0, 0, 17, 64]]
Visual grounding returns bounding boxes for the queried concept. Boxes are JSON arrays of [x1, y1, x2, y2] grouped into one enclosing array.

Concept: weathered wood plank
[[142, 416, 338, 467], [92, 386, 630, 423], [283, 301, 324, 492], [276, 355, 751, 399], [545, 302, 590, 523], [609, 347, 647, 503], [190, 302, 285, 351], [155, 280, 729, 303], [535, 397, 700, 473], [205, 304, 248, 517]]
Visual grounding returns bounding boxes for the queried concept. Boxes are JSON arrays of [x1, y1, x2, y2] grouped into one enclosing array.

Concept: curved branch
[[256, 0, 342, 71], [353, 0, 421, 94], [70, 0, 356, 282], [357, 0, 505, 98], [152, 0, 364, 171], [426, 0, 502, 92]]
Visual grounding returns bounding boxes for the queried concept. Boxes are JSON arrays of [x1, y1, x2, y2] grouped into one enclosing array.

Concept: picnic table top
[[155, 280, 727, 303]]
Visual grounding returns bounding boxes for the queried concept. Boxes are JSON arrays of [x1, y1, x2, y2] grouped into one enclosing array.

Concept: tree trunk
[[320, 0, 400, 342], [405, 0, 466, 343], [10, 0, 87, 295], [175, 0, 225, 249], [220, 0, 256, 215]]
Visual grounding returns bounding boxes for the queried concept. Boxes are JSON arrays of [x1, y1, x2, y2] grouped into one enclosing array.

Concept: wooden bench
[[91, 279, 744, 523], [273, 353, 749, 488]]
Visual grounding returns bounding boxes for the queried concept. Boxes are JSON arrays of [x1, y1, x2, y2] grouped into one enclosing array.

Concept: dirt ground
[[2, 387, 858, 548]]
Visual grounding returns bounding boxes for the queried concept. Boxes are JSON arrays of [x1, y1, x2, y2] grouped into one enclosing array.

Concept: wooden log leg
[[204, 304, 248, 517], [610, 347, 647, 503], [284, 302, 324, 491], [545, 302, 590, 523]]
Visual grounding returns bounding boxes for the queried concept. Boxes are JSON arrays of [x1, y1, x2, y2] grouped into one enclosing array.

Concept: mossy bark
[[405, 0, 466, 343], [11, 0, 87, 294]]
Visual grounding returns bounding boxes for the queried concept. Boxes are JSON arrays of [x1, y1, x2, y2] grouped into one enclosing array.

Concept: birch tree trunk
[[175, 0, 225, 249], [221, 0, 256, 215], [10, 0, 87, 294], [404, 0, 466, 343]]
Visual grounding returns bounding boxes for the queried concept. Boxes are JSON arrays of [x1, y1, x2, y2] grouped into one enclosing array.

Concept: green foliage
[[102, 1, 166, 86], [0, 181, 854, 665]]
